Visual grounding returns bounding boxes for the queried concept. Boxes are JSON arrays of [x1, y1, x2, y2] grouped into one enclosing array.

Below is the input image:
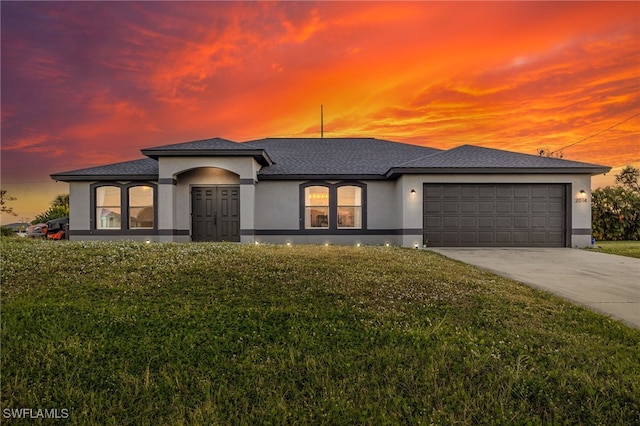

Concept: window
[[96, 186, 121, 229], [337, 186, 362, 229], [305, 186, 330, 229], [300, 182, 366, 231], [129, 186, 154, 229], [92, 182, 156, 231]]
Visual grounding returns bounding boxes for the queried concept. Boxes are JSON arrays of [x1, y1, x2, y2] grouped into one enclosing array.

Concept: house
[[51, 137, 609, 248]]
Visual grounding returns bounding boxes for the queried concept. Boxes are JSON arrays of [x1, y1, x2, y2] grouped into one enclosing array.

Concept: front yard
[[1, 239, 639, 424], [590, 240, 640, 259]]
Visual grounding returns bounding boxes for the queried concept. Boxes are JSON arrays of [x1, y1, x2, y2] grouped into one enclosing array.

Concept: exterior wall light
[[576, 189, 588, 203], [410, 189, 417, 197]]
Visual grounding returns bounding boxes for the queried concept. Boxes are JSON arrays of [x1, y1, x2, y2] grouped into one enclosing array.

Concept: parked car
[[46, 217, 69, 240], [26, 223, 48, 239]]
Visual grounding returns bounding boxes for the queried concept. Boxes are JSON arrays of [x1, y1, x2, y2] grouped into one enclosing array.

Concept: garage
[[423, 183, 568, 247]]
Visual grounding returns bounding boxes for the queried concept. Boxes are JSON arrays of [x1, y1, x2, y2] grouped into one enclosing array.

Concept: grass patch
[[2, 239, 639, 424], [590, 240, 640, 259]]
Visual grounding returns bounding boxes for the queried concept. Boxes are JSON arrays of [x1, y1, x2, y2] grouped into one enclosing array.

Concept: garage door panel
[[444, 187, 460, 198], [548, 216, 564, 228], [443, 217, 459, 228], [531, 187, 547, 198], [548, 233, 564, 244], [514, 232, 530, 243], [514, 186, 530, 198], [479, 187, 495, 197], [514, 202, 529, 213], [424, 183, 566, 247], [496, 202, 512, 213], [531, 232, 547, 243], [425, 186, 444, 197], [443, 232, 460, 243], [548, 186, 564, 198], [460, 232, 477, 243], [426, 201, 442, 213], [496, 232, 512, 243], [461, 217, 477, 228], [461, 202, 477, 213], [548, 203, 564, 213], [444, 202, 459, 213], [425, 217, 441, 228], [531, 217, 547, 228], [531, 203, 547, 213], [479, 202, 494, 212], [478, 217, 494, 228], [496, 216, 512, 228], [461, 186, 477, 197], [496, 187, 512, 198], [478, 232, 494, 243]]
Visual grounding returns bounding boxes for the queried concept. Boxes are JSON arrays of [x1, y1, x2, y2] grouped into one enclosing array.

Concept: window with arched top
[[129, 186, 154, 229], [92, 182, 157, 232], [304, 185, 330, 229], [300, 182, 366, 231], [96, 186, 121, 229], [337, 185, 362, 229]]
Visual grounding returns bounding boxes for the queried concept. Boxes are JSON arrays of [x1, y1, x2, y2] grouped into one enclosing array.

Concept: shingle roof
[[141, 137, 272, 165], [50, 137, 610, 182], [388, 145, 610, 175], [244, 138, 443, 177], [143, 137, 250, 152], [51, 158, 158, 181]]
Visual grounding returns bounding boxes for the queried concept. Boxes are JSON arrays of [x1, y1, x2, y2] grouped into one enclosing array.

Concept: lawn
[[2, 239, 639, 425], [590, 240, 640, 259]]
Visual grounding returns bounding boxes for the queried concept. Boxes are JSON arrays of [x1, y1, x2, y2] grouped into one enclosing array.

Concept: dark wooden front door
[[191, 186, 240, 242]]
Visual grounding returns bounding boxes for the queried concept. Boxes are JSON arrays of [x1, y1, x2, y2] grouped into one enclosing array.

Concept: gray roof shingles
[[393, 145, 610, 171], [51, 158, 158, 181], [244, 138, 443, 176], [142, 137, 251, 152], [50, 137, 610, 181]]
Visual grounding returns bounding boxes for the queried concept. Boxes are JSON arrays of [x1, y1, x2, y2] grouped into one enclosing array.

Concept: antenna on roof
[[320, 105, 324, 139]]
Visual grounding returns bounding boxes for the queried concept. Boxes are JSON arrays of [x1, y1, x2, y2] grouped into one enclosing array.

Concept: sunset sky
[[1, 1, 639, 223]]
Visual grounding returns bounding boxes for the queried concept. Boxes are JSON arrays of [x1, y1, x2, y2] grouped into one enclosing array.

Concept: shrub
[[0, 226, 15, 237], [592, 186, 640, 241]]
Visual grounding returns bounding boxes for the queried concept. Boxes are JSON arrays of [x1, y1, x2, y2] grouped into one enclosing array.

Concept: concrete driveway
[[428, 248, 640, 329]]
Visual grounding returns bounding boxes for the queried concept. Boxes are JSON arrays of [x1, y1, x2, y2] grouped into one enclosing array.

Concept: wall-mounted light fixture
[[575, 189, 588, 203], [410, 189, 417, 197]]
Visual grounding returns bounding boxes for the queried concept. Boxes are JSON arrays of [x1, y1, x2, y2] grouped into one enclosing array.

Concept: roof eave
[[50, 174, 159, 182], [256, 173, 388, 181], [386, 166, 612, 178], [141, 149, 273, 166]]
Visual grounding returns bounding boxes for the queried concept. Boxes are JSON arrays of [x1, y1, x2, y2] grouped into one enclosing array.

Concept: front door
[[191, 186, 240, 242]]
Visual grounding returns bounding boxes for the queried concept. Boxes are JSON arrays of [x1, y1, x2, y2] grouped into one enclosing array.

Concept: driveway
[[428, 248, 640, 329]]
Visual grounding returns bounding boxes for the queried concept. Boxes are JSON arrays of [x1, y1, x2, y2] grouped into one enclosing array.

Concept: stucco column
[[240, 180, 256, 244], [157, 179, 177, 242], [398, 176, 424, 248], [570, 176, 593, 248]]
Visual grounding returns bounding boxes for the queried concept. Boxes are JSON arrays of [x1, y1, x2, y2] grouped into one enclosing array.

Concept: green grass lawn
[[590, 240, 640, 259], [2, 239, 639, 424]]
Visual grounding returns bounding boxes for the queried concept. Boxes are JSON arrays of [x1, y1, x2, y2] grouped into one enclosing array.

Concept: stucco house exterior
[[51, 137, 609, 248]]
